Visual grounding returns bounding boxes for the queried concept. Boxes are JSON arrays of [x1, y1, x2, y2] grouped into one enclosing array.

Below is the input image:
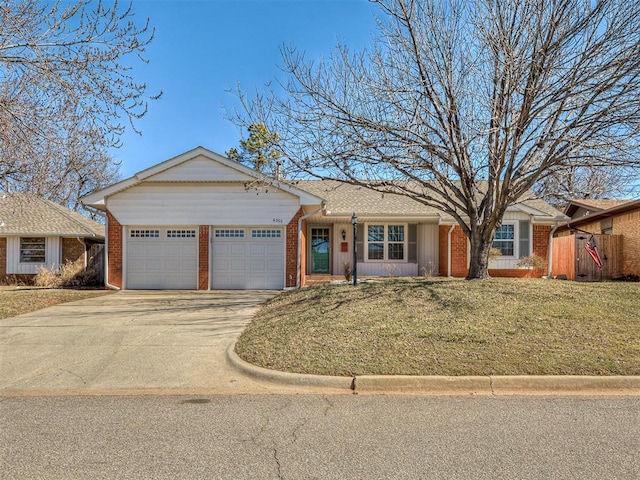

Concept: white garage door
[[126, 227, 198, 289], [212, 228, 284, 290]]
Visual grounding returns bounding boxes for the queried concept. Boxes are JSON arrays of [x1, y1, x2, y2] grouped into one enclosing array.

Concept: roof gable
[[0, 193, 104, 237], [81, 147, 323, 208]]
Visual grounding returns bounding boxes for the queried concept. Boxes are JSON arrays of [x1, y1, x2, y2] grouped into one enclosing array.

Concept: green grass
[[235, 278, 640, 376], [0, 287, 112, 320]]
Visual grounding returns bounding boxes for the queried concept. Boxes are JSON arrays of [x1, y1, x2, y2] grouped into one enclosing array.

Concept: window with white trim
[[214, 229, 245, 238], [366, 224, 406, 261], [167, 229, 196, 238], [20, 237, 45, 263], [252, 229, 282, 238], [493, 224, 515, 256], [130, 229, 160, 238]]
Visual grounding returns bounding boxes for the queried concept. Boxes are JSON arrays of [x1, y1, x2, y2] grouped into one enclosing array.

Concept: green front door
[[310, 227, 330, 273]]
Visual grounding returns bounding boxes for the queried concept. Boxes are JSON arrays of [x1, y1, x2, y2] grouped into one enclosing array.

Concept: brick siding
[[286, 208, 304, 288], [198, 225, 209, 290], [438, 226, 450, 276], [106, 210, 123, 288], [614, 210, 640, 274], [450, 226, 468, 277], [61, 238, 85, 266]]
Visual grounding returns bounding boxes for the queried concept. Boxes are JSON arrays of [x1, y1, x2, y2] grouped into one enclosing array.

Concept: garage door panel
[[127, 227, 197, 289], [212, 228, 284, 290]]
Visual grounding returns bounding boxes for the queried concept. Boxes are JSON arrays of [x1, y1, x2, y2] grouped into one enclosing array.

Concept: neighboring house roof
[[565, 198, 640, 228], [564, 198, 634, 218], [81, 146, 324, 209], [0, 193, 104, 237], [296, 180, 566, 222]]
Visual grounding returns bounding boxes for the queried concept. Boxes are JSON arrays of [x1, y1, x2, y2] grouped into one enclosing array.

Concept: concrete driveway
[[0, 290, 314, 395]]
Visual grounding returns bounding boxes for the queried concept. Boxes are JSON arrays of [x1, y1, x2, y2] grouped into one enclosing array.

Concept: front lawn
[[0, 287, 112, 320], [235, 278, 640, 376]]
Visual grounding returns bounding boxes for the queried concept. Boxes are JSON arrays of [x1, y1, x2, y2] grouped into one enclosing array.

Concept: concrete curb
[[228, 344, 640, 395], [226, 343, 354, 390]]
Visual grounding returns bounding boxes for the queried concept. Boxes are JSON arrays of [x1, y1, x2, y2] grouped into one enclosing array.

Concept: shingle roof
[[295, 180, 445, 217], [0, 193, 104, 237], [564, 198, 634, 217], [295, 180, 565, 221]]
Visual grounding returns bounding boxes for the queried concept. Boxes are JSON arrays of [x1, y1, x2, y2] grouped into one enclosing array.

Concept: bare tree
[[0, 0, 160, 210], [232, 0, 640, 279], [533, 164, 639, 208]]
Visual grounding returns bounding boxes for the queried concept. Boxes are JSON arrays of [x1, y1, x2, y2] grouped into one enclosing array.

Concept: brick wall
[[61, 238, 85, 266], [438, 226, 450, 276], [450, 226, 468, 277], [614, 209, 640, 274], [300, 219, 307, 287], [286, 208, 304, 288], [439, 223, 553, 278], [106, 210, 123, 288], [0, 237, 6, 281], [198, 225, 209, 290]]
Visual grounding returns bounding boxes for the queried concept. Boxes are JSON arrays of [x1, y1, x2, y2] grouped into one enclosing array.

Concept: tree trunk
[[466, 227, 493, 280]]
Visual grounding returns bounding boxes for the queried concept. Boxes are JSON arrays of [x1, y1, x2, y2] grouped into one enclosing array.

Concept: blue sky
[[113, 0, 379, 178]]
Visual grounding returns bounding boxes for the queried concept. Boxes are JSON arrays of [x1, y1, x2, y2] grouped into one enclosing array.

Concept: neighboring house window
[[493, 224, 515, 256], [366, 224, 406, 261], [20, 237, 45, 263]]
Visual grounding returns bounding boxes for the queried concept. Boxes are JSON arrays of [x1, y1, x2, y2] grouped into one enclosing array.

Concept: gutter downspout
[[447, 225, 455, 277], [296, 201, 327, 288]]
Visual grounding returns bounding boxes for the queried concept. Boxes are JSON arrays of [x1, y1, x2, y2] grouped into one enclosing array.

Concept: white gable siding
[[7, 236, 60, 274], [107, 183, 300, 226], [144, 155, 253, 182]]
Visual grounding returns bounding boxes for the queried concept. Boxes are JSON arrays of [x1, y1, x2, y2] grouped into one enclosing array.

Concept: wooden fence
[[551, 234, 622, 281], [87, 243, 105, 284]]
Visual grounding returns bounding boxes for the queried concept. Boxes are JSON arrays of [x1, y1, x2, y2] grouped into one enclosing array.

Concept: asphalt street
[[1, 394, 638, 479]]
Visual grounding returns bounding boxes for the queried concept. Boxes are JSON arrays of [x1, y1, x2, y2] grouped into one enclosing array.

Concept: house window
[[366, 224, 406, 261], [493, 224, 515, 256], [20, 237, 46, 263]]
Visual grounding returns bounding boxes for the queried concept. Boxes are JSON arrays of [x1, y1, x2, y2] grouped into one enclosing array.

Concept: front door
[[310, 227, 331, 273]]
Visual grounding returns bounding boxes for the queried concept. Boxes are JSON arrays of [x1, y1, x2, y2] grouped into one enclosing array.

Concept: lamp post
[[351, 212, 358, 286]]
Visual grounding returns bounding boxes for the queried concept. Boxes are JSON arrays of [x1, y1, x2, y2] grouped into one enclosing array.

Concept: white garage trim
[[126, 226, 198, 289], [211, 227, 285, 290]]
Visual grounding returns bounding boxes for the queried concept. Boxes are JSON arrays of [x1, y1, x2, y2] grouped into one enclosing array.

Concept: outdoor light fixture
[[341, 229, 346, 241], [351, 213, 358, 286]]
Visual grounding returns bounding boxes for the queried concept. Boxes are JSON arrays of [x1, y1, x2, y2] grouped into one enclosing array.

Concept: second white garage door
[[211, 228, 285, 289], [126, 227, 198, 289]]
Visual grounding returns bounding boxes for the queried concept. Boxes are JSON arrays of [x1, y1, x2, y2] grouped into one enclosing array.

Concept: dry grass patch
[[0, 287, 111, 320], [235, 278, 640, 376]]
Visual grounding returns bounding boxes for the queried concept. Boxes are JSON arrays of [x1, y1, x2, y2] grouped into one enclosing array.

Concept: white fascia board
[[80, 178, 138, 209]]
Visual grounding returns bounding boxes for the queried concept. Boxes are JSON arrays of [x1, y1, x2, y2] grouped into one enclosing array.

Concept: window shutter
[[408, 224, 418, 263], [356, 224, 364, 262], [519, 220, 530, 258]]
